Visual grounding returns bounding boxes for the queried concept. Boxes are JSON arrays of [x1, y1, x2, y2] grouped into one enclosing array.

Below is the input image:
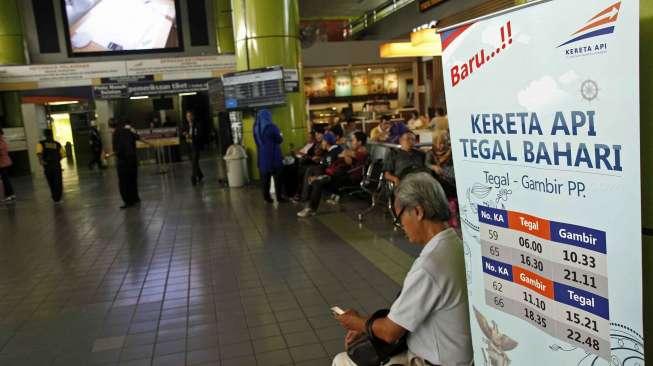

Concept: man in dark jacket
[[88, 119, 104, 170], [183, 110, 204, 185], [253, 109, 285, 203], [36, 129, 66, 203], [108, 120, 145, 209]]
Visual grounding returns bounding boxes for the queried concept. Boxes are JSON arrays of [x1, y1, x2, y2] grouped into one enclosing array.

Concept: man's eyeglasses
[[392, 206, 406, 229]]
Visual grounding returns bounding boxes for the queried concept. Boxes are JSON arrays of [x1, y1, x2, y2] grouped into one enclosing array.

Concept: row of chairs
[[334, 142, 434, 222]]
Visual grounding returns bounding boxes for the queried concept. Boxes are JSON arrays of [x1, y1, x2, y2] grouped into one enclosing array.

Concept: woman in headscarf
[[425, 128, 455, 196], [426, 128, 459, 228], [254, 109, 286, 203]]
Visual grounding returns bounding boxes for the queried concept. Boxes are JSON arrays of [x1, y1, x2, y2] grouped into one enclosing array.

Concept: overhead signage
[[0, 55, 235, 92], [418, 0, 448, 12], [93, 79, 210, 99], [0, 62, 126, 91], [440, 0, 643, 365], [125, 56, 235, 80]]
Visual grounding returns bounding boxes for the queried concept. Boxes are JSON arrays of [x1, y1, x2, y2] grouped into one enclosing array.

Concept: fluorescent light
[[380, 41, 442, 58], [179, 92, 197, 96], [380, 28, 443, 58], [130, 96, 149, 100], [48, 101, 79, 106]]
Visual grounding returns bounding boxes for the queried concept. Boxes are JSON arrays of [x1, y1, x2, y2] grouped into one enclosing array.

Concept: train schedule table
[[478, 205, 610, 360]]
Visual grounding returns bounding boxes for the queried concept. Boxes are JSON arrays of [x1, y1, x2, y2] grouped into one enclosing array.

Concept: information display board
[[440, 1, 643, 365], [222, 67, 286, 110]]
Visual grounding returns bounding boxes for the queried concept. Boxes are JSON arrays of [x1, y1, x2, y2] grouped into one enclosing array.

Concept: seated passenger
[[383, 132, 425, 186], [425, 129, 455, 197], [332, 172, 473, 366], [370, 117, 392, 143], [388, 117, 410, 144], [406, 111, 424, 130], [329, 124, 347, 148], [297, 132, 368, 217], [295, 132, 342, 205], [429, 107, 449, 131], [291, 129, 324, 197]]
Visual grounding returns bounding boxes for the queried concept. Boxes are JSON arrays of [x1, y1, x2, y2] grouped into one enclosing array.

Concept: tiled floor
[[0, 160, 410, 366]]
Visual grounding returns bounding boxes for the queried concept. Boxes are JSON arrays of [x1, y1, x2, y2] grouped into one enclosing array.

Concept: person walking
[[107, 120, 146, 209], [253, 109, 286, 203], [0, 128, 16, 202], [88, 119, 104, 170], [36, 129, 66, 203], [183, 110, 204, 185]]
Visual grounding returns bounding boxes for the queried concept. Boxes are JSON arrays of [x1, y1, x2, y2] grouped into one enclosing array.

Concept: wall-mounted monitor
[[222, 67, 287, 110], [60, 0, 183, 57]]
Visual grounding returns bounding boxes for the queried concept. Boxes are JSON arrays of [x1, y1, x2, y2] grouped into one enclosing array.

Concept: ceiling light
[[130, 96, 149, 100], [380, 28, 443, 58], [48, 101, 79, 106], [179, 92, 197, 96], [380, 41, 442, 58]]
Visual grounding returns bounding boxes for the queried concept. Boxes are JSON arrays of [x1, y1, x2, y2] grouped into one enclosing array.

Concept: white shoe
[[2, 195, 15, 203], [297, 208, 315, 218], [326, 195, 340, 205]]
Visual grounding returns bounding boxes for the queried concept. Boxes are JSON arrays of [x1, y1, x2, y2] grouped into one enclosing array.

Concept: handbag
[[346, 309, 408, 366]]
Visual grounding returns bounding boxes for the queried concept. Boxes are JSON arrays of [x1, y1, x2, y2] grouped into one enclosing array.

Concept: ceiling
[[299, 0, 389, 18]]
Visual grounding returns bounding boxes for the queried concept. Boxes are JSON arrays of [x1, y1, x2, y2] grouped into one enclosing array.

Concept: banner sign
[[440, 1, 643, 365], [0, 55, 235, 91], [125, 56, 236, 80], [93, 79, 210, 99]]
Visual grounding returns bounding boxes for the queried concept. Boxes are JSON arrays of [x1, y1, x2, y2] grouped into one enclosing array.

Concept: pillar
[[641, 0, 653, 361], [231, 0, 306, 179], [214, 0, 235, 54]]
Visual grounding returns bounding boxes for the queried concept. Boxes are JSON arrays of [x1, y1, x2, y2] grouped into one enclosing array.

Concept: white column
[[94, 99, 114, 153], [20, 104, 46, 175]]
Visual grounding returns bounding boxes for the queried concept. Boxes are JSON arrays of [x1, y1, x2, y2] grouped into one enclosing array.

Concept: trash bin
[[224, 144, 249, 187]]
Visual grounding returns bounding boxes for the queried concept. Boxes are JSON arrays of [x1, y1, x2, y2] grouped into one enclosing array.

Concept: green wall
[[0, 0, 25, 65], [2, 92, 23, 127], [641, 0, 652, 361], [214, 0, 235, 54]]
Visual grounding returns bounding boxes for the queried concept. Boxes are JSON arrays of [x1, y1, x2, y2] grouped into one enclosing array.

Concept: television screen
[[152, 97, 173, 111], [222, 67, 286, 110], [61, 0, 183, 56]]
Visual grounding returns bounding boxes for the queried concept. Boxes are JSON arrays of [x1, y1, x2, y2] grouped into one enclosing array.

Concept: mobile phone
[[330, 306, 345, 317]]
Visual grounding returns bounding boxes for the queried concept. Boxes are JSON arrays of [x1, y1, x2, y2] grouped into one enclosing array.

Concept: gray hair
[[395, 172, 451, 222]]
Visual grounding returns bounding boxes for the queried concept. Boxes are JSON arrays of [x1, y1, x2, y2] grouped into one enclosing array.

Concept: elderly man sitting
[[333, 172, 473, 366], [383, 132, 425, 186]]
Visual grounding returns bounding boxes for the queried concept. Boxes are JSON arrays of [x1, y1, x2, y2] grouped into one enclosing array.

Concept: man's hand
[[335, 309, 365, 332], [344, 330, 364, 350]]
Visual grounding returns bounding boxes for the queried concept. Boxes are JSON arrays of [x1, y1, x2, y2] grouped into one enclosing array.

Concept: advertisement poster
[[368, 69, 385, 94], [335, 74, 352, 97], [351, 71, 369, 96], [440, 1, 643, 365], [384, 72, 398, 94]]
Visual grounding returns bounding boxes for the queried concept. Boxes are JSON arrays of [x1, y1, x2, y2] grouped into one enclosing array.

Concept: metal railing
[[343, 0, 416, 39]]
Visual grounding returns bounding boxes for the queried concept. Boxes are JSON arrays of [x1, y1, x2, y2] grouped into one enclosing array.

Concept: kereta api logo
[[558, 2, 620, 57]]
